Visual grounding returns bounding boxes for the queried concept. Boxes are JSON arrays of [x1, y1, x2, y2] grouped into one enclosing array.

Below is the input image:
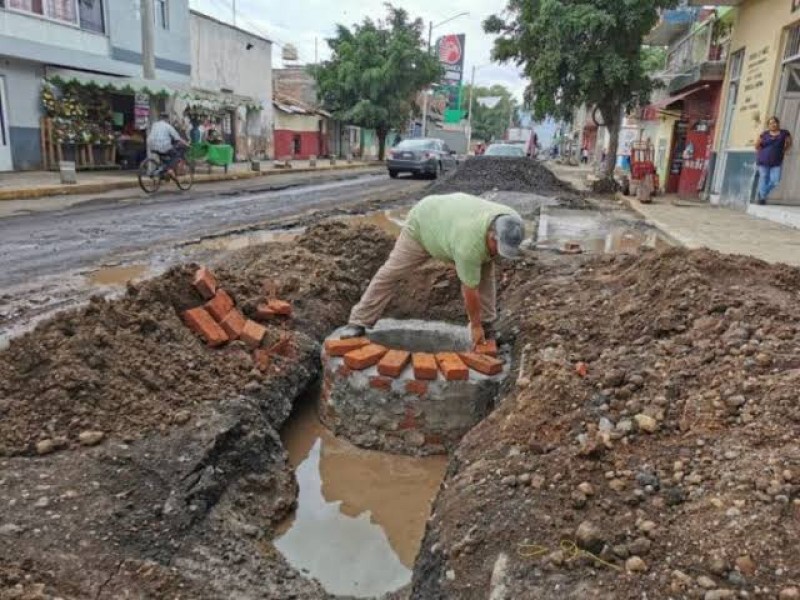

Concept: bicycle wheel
[[138, 158, 162, 194], [174, 159, 195, 191]]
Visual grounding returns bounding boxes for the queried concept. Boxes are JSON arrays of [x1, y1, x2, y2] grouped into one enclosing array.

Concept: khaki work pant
[[349, 228, 497, 327]]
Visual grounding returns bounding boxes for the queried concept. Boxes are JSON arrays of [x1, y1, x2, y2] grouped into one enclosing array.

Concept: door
[[775, 65, 800, 205], [0, 77, 13, 172]]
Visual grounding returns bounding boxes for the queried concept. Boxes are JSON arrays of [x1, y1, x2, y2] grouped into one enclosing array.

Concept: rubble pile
[[414, 247, 800, 599], [428, 156, 579, 196]]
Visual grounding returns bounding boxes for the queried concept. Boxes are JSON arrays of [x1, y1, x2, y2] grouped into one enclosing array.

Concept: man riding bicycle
[[147, 113, 188, 180]]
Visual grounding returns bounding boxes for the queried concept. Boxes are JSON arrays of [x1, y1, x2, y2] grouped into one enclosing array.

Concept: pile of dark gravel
[[428, 156, 578, 196]]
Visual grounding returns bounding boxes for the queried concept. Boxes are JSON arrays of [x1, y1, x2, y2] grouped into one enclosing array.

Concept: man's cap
[[494, 214, 525, 259]]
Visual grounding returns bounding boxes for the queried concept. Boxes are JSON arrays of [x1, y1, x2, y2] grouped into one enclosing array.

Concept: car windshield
[[485, 145, 526, 157], [396, 140, 437, 151]]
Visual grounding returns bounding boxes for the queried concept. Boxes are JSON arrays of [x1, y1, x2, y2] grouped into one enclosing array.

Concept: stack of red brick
[[324, 336, 503, 386], [181, 267, 294, 367]]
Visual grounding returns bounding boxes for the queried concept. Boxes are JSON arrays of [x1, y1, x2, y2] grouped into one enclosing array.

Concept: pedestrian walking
[[581, 146, 589, 164], [755, 116, 792, 205], [338, 193, 525, 348]]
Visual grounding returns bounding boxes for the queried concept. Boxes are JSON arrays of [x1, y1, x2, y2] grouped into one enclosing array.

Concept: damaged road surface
[[0, 173, 427, 343], [3, 159, 799, 600]]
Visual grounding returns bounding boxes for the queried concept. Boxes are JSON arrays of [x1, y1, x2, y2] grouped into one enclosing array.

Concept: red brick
[[377, 349, 411, 378], [267, 299, 293, 316], [459, 352, 504, 376], [344, 344, 388, 370], [324, 337, 370, 357], [205, 289, 235, 322], [575, 362, 589, 377], [220, 309, 247, 340], [255, 303, 277, 320], [253, 348, 271, 372], [182, 307, 228, 347], [436, 353, 469, 381], [193, 267, 217, 300], [398, 405, 417, 430], [475, 339, 498, 357], [240, 320, 267, 349], [412, 353, 439, 380], [405, 380, 428, 396], [425, 433, 444, 446], [369, 376, 393, 390]]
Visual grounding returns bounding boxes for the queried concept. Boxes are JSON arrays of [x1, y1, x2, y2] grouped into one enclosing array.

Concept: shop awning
[[179, 88, 263, 111], [45, 68, 178, 96], [648, 85, 710, 111]]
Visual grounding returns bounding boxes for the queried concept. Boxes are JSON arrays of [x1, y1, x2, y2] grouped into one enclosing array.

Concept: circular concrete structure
[[319, 319, 509, 456]]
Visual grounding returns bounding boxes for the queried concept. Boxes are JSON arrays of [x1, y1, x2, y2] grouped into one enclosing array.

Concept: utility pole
[[140, 0, 156, 80], [466, 66, 476, 151], [232, 0, 236, 27]]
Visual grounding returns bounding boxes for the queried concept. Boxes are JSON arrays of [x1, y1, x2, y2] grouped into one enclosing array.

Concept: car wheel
[[389, 170, 399, 179]]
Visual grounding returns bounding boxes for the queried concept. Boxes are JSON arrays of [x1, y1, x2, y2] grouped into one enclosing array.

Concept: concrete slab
[[747, 204, 800, 231]]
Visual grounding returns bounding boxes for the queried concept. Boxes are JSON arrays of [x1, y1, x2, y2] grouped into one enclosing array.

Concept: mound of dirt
[[428, 156, 579, 197], [0, 223, 416, 456], [413, 247, 800, 599]]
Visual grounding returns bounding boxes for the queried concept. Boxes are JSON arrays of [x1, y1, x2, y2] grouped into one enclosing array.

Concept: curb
[[615, 192, 698, 249], [0, 164, 380, 202]]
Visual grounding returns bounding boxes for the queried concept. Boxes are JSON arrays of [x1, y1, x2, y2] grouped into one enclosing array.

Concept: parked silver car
[[387, 139, 458, 179], [484, 144, 527, 157]]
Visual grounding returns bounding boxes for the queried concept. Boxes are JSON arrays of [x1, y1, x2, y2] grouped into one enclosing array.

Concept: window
[[8, 0, 104, 32], [155, 0, 168, 29], [78, 0, 103, 33]]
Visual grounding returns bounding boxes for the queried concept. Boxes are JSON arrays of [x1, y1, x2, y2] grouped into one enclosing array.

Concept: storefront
[[40, 71, 173, 170], [709, 0, 800, 208]]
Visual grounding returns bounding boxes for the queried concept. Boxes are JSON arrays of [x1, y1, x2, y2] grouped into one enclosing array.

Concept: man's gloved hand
[[470, 322, 486, 349]]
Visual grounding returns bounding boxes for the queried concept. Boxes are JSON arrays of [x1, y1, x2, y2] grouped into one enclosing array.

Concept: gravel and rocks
[[413, 246, 800, 598], [427, 156, 580, 198]]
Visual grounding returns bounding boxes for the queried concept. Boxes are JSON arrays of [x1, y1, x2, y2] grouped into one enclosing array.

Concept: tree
[[311, 4, 441, 160], [484, 0, 676, 177], [462, 84, 520, 143]]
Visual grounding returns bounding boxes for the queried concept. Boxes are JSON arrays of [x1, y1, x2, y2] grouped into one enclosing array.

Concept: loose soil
[[412, 247, 800, 599], [4, 161, 800, 600], [428, 157, 580, 199]]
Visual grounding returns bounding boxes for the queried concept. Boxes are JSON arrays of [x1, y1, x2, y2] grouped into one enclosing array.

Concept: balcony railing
[[665, 18, 729, 75]]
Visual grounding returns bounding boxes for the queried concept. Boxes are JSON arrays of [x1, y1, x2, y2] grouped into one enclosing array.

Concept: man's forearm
[[462, 284, 482, 325]]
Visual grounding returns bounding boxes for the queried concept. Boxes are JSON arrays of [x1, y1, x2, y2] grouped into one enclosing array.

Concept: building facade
[[0, 0, 190, 170], [699, 0, 800, 208], [646, 6, 733, 198], [188, 11, 273, 160]]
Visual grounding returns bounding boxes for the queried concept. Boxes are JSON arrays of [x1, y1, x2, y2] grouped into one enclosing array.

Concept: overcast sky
[[189, 0, 528, 99]]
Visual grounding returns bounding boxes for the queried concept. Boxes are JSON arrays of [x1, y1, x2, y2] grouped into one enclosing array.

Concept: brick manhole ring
[[320, 319, 510, 456]]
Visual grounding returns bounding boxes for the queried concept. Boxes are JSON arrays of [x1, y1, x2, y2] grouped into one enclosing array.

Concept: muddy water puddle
[[275, 400, 447, 598], [85, 264, 149, 287], [344, 208, 408, 237], [536, 207, 671, 253]]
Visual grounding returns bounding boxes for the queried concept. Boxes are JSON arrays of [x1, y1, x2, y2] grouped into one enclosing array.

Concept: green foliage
[[641, 46, 667, 74], [311, 3, 441, 159], [485, 0, 676, 173], [462, 84, 519, 143]]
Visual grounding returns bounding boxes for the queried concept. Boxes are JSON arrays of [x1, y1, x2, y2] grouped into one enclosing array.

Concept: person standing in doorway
[[755, 116, 792, 205]]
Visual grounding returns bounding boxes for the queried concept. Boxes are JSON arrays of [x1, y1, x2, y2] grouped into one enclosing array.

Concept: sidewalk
[[0, 159, 377, 201], [623, 195, 800, 267], [544, 161, 800, 267]]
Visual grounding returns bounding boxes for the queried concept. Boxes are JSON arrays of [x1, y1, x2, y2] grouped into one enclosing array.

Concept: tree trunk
[[603, 110, 621, 180], [377, 128, 388, 161]]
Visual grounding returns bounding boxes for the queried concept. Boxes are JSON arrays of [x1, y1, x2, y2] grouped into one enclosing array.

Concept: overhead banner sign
[[437, 34, 466, 84]]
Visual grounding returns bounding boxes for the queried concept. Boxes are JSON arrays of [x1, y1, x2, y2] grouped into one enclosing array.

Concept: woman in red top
[[755, 116, 792, 205]]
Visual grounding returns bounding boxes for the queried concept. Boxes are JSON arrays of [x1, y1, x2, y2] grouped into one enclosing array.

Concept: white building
[[187, 11, 273, 160]]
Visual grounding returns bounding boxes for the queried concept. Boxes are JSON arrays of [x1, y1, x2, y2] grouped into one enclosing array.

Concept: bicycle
[[138, 146, 195, 194]]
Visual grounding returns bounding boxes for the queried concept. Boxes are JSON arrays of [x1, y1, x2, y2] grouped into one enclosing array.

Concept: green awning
[[45, 69, 176, 96]]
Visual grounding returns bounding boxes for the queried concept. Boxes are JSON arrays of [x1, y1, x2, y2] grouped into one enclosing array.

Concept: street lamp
[[421, 11, 470, 137]]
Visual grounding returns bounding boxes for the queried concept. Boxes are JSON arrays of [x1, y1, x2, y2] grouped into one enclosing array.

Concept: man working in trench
[[339, 193, 525, 347]]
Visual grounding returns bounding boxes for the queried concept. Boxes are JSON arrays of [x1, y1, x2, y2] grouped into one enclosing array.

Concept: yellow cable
[[517, 539, 624, 572]]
